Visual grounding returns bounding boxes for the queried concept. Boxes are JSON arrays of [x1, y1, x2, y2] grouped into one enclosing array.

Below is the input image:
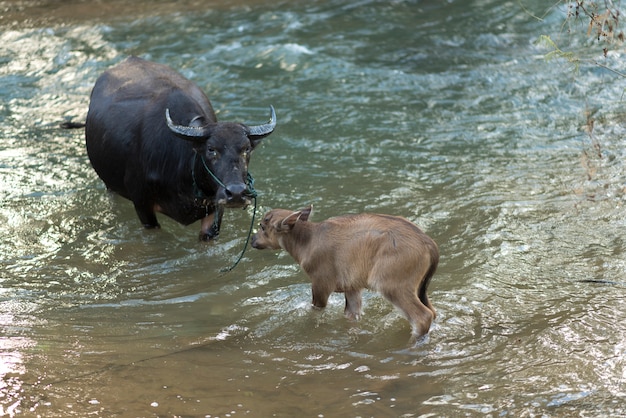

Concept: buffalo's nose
[[225, 183, 247, 202]]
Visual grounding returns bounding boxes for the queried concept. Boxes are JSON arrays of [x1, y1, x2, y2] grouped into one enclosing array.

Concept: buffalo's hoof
[[199, 230, 219, 241]]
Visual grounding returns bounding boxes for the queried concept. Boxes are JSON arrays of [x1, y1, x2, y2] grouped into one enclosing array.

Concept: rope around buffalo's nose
[[219, 174, 257, 273], [194, 153, 258, 272]]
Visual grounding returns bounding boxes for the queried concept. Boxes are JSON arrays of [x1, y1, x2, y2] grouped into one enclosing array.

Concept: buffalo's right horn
[[165, 108, 210, 139], [248, 105, 276, 138]]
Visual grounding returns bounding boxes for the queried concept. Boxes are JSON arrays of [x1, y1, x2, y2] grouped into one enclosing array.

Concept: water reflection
[[1, 0, 626, 416], [0, 300, 38, 417]]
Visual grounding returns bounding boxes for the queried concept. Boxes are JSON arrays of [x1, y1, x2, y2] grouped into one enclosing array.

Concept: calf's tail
[[418, 246, 439, 318]]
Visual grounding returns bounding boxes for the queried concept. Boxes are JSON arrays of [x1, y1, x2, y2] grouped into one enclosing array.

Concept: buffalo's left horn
[[248, 105, 276, 138], [165, 108, 210, 139]]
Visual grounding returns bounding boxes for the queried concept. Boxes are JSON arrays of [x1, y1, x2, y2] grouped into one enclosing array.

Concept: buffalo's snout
[[217, 182, 250, 207]]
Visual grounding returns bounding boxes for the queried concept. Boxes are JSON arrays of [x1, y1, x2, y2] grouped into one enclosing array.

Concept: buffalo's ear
[[248, 135, 267, 150]]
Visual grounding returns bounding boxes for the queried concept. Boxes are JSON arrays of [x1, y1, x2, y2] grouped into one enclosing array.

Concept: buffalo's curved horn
[[165, 108, 210, 140], [248, 105, 276, 138]]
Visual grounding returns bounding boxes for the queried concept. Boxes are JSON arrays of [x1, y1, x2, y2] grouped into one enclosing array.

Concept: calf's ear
[[279, 205, 312, 230], [297, 205, 312, 222], [279, 211, 300, 230]]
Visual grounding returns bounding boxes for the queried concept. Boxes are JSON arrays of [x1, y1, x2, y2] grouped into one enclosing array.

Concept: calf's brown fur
[[251, 205, 438, 340]]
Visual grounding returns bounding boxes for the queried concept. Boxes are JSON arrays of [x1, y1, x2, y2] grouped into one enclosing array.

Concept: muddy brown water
[[1, 0, 626, 416]]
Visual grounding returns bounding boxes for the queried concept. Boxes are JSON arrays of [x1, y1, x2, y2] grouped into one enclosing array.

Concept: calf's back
[[301, 214, 438, 292]]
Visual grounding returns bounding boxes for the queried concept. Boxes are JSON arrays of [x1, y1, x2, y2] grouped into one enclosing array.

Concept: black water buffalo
[[85, 56, 276, 240]]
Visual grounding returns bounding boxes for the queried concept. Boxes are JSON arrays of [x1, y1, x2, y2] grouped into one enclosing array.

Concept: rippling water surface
[[1, 0, 626, 416]]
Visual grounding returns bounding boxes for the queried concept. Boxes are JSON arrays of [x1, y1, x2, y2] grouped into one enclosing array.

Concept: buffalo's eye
[[242, 147, 252, 159], [206, 147, 218, 158]]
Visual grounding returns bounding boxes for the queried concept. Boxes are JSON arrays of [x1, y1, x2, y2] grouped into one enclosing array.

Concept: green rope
[[193, 153, 259, 272], [198, 154, 227, 189], [219, 194, 257, 273], [220, 172, 258, 272]]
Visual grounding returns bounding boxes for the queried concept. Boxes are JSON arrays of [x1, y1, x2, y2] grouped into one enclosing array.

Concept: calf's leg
[[344, 289, 363, 320], [382, 288, 434, 339], [311, 281, 333, 309]]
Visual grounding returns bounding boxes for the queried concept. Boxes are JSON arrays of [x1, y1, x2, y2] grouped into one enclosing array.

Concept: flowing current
[[1, 0, 626, 416]]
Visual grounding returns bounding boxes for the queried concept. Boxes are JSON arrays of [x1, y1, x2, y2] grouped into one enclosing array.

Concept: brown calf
[[251, 205, 439, 341]]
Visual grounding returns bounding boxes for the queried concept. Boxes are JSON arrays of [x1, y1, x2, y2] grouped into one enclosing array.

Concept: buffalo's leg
[[133, 202, 160, 229], [199, 206, 223, 241]]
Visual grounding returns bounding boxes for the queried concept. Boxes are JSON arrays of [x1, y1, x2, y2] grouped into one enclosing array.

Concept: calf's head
[[251, 205, 312, 250], [166, 106, 276, 207]]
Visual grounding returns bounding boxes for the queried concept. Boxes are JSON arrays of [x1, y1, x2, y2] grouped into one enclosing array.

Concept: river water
[[1, 0, 626, 416]]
